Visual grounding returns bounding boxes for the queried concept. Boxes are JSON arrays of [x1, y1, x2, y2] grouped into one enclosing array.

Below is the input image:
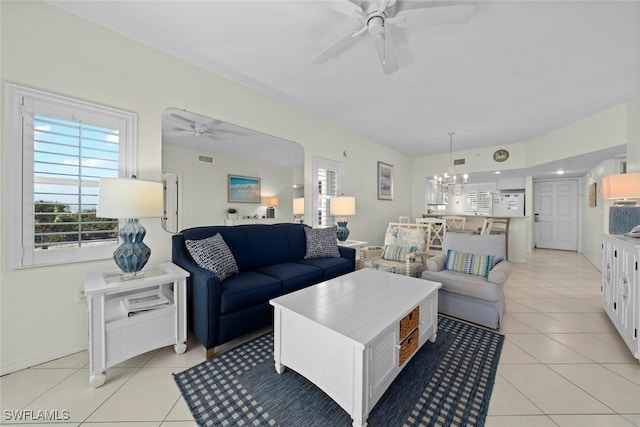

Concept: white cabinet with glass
[[84, 262, 189, 387]]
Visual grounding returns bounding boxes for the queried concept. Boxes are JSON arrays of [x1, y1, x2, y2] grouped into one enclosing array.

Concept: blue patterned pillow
[[185, 233, 238, 281], [445, 250, 494, 278], [304, 226, 341, 259], [382, 245, 416, 262]]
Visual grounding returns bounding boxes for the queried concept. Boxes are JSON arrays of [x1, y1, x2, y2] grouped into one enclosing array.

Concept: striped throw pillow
[[445, 250, 494, 278], [382, 245, 416, 262]]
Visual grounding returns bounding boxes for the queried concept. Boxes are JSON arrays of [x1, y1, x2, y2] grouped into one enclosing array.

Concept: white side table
[[84, 262, 189, 388], [338, 239, 368, 269]]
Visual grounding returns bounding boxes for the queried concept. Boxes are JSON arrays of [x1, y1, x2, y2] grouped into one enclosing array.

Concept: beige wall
[[0, 1, 411, 374], [627, 91, 640, 173]]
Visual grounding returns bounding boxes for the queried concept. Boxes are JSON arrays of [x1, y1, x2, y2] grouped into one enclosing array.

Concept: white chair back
[[442, 215, 466, 231], [415, 218, 445, 249]]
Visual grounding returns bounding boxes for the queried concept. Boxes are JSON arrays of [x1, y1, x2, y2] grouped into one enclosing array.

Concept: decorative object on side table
[[330, 196, 356, 241], [602, 172, 640, 235], [262, 196, 279, 218], [377, 161, 394, 200], [227, 207, 239, 219], [97, 177, 163, 279]]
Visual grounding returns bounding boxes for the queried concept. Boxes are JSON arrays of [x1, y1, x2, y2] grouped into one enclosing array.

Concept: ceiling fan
[[313, 0, 475, 75], [165, 112, 239, 139]]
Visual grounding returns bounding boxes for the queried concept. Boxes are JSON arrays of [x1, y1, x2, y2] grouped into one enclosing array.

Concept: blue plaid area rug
[[173, 316, 504, 427]]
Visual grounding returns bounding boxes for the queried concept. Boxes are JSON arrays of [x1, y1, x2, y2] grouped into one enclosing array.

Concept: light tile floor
[[1, 249, 639, 426]]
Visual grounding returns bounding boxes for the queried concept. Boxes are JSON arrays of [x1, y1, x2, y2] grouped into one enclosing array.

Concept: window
[[464, 190, 492, 215], [4, 84, 136, 268], [311, 157, 340, 228]]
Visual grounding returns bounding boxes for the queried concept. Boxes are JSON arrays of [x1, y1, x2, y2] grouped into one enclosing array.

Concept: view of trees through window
[[33, 115, 120, 250]]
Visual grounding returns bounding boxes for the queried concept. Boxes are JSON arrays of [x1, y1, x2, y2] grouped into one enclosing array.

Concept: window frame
[[3, 83, 137, 269], [311, 156, 341, 228]]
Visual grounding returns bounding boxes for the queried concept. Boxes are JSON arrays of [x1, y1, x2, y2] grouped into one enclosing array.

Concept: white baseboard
[[0, 340, 87, 376]]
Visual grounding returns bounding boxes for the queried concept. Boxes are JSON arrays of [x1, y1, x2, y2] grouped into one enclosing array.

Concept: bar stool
[[416, 217, 446, 251], [480, 217, 510, 259]]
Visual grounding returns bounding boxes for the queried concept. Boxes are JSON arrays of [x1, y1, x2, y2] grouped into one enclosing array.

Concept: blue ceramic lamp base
[[114, 218, 151, 279], [336, 220, 350, 242]]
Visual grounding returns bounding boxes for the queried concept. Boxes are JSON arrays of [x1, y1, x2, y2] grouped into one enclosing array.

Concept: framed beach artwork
[[228, 175, 261, 203], [377, 161, 393, 200]]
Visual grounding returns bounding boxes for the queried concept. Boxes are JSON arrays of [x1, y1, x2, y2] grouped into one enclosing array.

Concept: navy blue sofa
[[172, 223, 356, 357]]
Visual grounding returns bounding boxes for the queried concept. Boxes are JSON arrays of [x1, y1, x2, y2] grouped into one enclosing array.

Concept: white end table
[[338, 239, 368, 269], [84, 262, 189, 388]]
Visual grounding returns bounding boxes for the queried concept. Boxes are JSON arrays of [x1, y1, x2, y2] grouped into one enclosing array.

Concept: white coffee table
[[270, 268, 441, 427]]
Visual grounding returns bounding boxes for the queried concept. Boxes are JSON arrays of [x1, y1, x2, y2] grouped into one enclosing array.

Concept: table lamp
[[262, 196, 279, 218], [602, 173, 640, 205], [97, 177, 164, 278], [293, 197, 304, 223], [602, 172, 640, 235], [330, 196, 356, 241]]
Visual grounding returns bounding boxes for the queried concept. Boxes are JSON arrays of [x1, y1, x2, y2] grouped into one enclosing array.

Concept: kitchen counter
[[421, 214, 529, 263]]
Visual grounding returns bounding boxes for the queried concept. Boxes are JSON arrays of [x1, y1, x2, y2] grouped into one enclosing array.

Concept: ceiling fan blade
[[392, 4, 476, 28], [324, 0, 364, 19], [168, 113, 196, 125], [374, 30, 399, 75], [313, 25, 367, 64]]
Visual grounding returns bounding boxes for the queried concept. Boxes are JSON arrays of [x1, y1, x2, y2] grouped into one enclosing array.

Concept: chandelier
[[434, 132, 468, 196]]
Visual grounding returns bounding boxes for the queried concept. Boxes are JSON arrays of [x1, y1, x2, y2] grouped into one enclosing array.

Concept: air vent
[[453, 158, 465, 165], [198, 155, 214, 164]]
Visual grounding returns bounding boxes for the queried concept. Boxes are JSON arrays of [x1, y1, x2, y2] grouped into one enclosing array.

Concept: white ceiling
[[50, 0, 640, 176]]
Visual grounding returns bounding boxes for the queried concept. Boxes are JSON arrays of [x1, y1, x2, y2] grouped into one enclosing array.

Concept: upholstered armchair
[[362, 222, 432, 277], [421, 233, 511, 328]]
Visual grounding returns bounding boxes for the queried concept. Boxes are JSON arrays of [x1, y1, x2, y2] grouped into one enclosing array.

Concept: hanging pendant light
[[434, 132, 468, 196]]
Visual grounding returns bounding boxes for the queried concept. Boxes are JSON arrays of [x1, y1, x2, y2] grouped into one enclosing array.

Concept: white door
[[162, 171, 181, 233], [534, 179, 578, 250]]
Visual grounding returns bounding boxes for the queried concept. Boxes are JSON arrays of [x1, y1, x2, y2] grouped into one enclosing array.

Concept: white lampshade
[[97, 178, 164, 219], [293, 197, 304, 215], [330, 196, 356, 216], [261, 196, 279, 207], [602, 173, 640, 200]]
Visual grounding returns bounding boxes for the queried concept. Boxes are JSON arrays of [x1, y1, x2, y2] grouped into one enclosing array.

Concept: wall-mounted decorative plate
[[493, 149, 509, 162]]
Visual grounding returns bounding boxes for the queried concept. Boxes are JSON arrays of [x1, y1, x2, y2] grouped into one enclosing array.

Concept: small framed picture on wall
[[377, 161, 393, 200]]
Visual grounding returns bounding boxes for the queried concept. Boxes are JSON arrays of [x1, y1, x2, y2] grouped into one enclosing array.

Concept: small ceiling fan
[[165, 112, 239, 139], [313, 0, 475, 75]]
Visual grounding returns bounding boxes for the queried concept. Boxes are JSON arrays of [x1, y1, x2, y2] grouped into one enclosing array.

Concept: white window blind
[[464, 190, 492, 215], [312, 157, 340, 228], [4, 84, 136, 268]]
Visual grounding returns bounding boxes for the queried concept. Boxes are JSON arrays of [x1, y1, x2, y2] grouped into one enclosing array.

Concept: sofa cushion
[[220, 271, 282, 314], [382, 244, 416, 262], [296, 257, 353, 280], [421, 269, 502, 303], [304, 226, 341, 259], [244, 224, 295, 269], [446, 250, 494, 278], [256, 262, 324, 294], [185, 233, 238, 281]]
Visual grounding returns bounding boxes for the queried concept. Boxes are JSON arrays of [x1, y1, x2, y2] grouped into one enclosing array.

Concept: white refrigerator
[[492, 192, 525, 217]]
